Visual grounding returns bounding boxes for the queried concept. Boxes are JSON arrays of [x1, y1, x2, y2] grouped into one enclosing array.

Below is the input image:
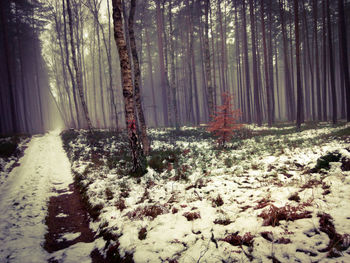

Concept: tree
[[66, 0, 93, 131], [111, 0, 146, 174], [294, 0, 304, 129], [338, 0, 350, 121], [155, 0, 169, 126], [248, 0, 262, 126], [279, 0, 295, 121], [0, 0, 18, 133], [326, 0, 337, 124], [204, 0, 214, 119], [313, 0, 322, 121], [128, 0, 150, 155], [207, 92, 242, 147], [241, 0, 252, 124], [260, 0, 272, 127]]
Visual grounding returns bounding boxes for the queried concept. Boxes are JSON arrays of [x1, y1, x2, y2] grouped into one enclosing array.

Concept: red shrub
[[259, 204, 312, 227], [207, 92, 243, 147]]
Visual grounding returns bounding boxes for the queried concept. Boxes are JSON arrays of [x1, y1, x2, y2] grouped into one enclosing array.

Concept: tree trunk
[[128, 0, 150, 155], [294, 0, 304, 129], [302, 0, 315, 121], [242, 0, 252, 123], [145, 27, 158, 126], [62, 0, 81, 128], [155, 0, 169, 126], [338, 0, 350, 121], [326, 0, 337, 124], [322, 0, 328, 121], [267, 0, 275, 123], [169, 0, 179, 129], [66, 0, 92, 131], [249, 0, 262, 126], [204, 0, 214, 119], [313, 0, 322, 121], [111, 0, 146, 174], [15, 5, 29, 132], [0, 1, 18, 133], [260, 0, 272, 127], [96, 19, 107, 128]]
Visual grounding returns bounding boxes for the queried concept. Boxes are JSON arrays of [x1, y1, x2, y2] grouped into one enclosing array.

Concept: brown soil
[[44, 183, 106, 262]]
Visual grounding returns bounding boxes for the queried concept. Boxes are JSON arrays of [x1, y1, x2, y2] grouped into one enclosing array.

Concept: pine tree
[[207, 92, 242, 147]]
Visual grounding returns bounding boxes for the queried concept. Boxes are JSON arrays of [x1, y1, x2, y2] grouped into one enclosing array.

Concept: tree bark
[[241, 0, 252, 123], [260, 0, 272, 126], [111, 0, 146, 174], [249, 0, 262, 126], [0, 1, 18, 133], [62, 0, 81, 128], [338, 0, 350, 121], [322, 0, 328, 121], [313, 0, 322, 121], [279, 0, 295, 121], [66, 0, 92, 131], [128, 0, 150, 155], [326, 0, 337, 124], [145, 27, 158, 126], [204, 0, 214, 119], [169, 0, 179, 129], [294, 0, 304, 129], [155, 0, 169, 126]]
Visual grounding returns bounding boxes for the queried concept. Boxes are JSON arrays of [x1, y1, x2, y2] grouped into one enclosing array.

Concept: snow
[[0, 130, 101, 262], [1, 123, 349, 262], [64, 123, 350, 262]]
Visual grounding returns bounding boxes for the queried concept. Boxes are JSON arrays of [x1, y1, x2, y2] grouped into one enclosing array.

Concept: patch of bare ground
[[44, 183, 108, 262]]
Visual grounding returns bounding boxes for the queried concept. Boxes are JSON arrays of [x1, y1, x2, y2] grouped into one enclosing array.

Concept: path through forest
[[0, 131, 104, 263]]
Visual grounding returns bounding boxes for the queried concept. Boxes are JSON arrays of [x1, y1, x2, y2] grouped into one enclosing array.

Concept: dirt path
[[0, 131, 104, 262], [44, 183, 104, 262]]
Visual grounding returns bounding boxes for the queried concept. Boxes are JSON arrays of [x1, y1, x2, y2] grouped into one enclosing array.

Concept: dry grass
[[221, 232, 254, 247], [318, 213, 350, 258], [182, 211, 201, 221], [259, 203, 312, 227], [126, 205, 169, 220]]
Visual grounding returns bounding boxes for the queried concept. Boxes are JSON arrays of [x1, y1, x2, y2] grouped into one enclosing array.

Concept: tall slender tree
[[241, 0, 252, 123], [294, 0, 304, 129], [248, 0, 262, 126], [338, 0, 350, 121], [155, 0, 169, 126], [260, 0, 272, 127], [326, 0, 337, 124], [66, 0, 92, 131], [128, 0, 150, 155], [204, 0, 214, 118], [111, 0, 146, 174]]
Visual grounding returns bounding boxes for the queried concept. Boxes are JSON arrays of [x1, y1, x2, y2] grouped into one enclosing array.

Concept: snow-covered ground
[[64, 123, 350, 263], [0, 131, 102, 263]]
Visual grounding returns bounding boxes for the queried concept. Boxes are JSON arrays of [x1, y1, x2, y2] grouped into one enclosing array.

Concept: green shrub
[[0, 141, 18, 158], [224, 158, 233, 168], [61, 129, 79, 149], [148, 148, 182, 173], [310, 151, 341, 172]]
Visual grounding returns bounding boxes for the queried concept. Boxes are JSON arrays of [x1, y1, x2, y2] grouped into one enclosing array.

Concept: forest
[[1, 0, 350, 262], [0, 0, 349, 134]]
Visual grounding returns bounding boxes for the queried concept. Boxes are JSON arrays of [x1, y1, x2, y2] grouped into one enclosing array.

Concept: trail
[[0, 131, 103, 263]]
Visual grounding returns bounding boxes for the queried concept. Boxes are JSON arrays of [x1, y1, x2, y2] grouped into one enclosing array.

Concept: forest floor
[[0, 123, 350, 263], [62, 121, 350, 263], [0, 131, 104, 263]]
